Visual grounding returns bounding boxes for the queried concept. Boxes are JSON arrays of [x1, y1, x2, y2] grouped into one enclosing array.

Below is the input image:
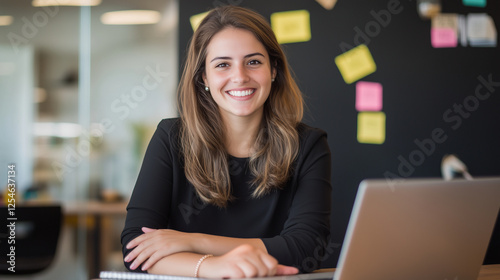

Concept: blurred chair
[[0, 205, 62, 274]]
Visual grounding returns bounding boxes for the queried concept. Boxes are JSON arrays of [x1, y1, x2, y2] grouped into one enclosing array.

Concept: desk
[[315, 264, 500, 280], [64, 201, 128, 279], [478, 264, 500, 280], [64, 201, 128, 216], [93, 264, 500, 280]]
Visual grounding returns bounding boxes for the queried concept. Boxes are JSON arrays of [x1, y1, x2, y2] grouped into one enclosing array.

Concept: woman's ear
[[202, 72, 208, 86]]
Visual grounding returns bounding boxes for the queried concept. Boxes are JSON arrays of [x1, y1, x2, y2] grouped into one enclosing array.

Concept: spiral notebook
[[99, 271, 199, 280], [98, 270, 334, 280]]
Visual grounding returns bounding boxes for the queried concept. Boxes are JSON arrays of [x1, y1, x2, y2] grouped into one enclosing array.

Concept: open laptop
[[333, 177, 500, 280]]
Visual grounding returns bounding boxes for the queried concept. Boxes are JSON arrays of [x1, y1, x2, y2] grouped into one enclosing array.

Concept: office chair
[[0, 205, 62, 274]]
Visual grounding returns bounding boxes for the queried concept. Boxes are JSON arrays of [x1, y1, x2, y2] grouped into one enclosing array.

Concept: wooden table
[[64, 201, 128, 279], [478, 264, 500, 280]]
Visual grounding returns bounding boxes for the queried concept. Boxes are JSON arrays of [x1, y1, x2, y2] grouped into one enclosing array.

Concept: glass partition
[[0, 0, 178, 278]]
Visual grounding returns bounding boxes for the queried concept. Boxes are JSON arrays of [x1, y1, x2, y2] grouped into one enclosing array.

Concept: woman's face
[[203, 27, 275, 122]]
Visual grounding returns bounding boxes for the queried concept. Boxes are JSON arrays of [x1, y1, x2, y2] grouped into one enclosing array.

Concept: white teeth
[[227, 89, 255, 97]]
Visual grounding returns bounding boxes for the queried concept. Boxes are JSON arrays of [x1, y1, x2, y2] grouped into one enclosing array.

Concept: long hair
[[177, 5, 304, 207]]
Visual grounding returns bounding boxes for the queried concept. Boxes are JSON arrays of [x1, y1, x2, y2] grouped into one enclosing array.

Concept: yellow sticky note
[[271, 10, 311, 44], [190, 11, 209, 32], [335, 44, 377, 84], [357, 112, 386, 144]]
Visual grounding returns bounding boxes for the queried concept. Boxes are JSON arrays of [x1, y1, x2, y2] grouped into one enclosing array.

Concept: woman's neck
[[222, 113, 263, 158]]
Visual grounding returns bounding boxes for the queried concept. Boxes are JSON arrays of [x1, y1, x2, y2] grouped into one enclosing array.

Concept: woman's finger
[[140, 249, 171, 271], [126, 228, 158, 249], [259, 252, 279, 276], [235, 259, 260, 278], [129, 243, 160, 270], [142, 227, 156, 233], [275, 264, 299, 276], [125, 235, 157, 264]]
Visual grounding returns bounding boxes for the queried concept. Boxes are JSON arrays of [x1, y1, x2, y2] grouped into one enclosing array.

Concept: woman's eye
[[216, 63, 229, 68], [248, 60, 261, 65]]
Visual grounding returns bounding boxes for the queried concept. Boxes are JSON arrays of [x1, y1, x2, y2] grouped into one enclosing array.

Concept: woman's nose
[[231, 64, 250, 84]]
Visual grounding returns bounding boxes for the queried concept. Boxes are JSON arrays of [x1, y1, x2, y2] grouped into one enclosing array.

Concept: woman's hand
[[199, 244, 299, 278], [125, 227, 196, 271]]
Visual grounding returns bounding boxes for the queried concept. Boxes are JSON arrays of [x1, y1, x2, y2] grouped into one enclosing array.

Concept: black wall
[[178, 0, 500, 267]]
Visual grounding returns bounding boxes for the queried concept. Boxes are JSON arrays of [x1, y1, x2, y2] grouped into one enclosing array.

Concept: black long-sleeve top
[[121, 118, 332, 272]]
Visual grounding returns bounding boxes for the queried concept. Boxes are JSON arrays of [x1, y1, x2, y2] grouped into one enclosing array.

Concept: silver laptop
[[333, 177, 500, 280]]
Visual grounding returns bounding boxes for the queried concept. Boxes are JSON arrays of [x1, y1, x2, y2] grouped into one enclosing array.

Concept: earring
[[205, 86, 209, 91], [271, 78, 275, 82]]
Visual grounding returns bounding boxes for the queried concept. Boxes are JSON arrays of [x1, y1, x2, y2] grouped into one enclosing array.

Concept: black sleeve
[[120, 119, 177, 272], [261, 129, 332, 272]]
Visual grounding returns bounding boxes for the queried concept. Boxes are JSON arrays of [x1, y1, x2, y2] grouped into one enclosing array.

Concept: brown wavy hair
[[177, 6, 304, 207]]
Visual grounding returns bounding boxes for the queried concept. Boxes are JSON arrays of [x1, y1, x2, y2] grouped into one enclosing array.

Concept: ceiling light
[[101, 10, 161, 25], [0, 16, 13, 26], [32, 0, 102, 7]]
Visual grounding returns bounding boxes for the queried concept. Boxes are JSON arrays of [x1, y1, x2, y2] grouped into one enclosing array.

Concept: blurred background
[[1, 0, 178, 279]]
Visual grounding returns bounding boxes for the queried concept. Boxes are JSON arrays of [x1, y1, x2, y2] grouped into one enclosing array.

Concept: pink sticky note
[[431, 28, 458, 48], [356, 81, 383, 111]]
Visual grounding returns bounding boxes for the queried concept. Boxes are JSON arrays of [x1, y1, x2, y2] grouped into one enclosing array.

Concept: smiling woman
[[121, 5, 332, 278]]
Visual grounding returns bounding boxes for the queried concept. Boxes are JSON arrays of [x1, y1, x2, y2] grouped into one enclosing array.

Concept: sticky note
[[357, 112, 386, 144], [271, 10, 311, 44], [431, 13, 458, 29], [431, 14, 458, 48], [190, 11, 209, 31], [356, 81, 383, 111], [335, 44, 377, 84], [463, 0, 487, 8], [431, 28, 458, 48], [467, 13, 497, 47]]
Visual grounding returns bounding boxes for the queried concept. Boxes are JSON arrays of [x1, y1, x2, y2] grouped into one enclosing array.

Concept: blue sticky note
[[463, 0, 486, 8]]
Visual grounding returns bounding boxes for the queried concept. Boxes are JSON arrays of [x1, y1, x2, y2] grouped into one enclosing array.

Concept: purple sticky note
[[431, 28, 458, 48], [356, 81, 383, 111]]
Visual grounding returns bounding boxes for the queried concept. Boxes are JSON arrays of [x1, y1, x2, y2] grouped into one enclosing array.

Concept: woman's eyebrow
[[210, 52, 265, 63]]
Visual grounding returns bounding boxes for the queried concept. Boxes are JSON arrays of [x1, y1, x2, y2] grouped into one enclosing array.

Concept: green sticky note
[[463, 0, 486, 8]]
